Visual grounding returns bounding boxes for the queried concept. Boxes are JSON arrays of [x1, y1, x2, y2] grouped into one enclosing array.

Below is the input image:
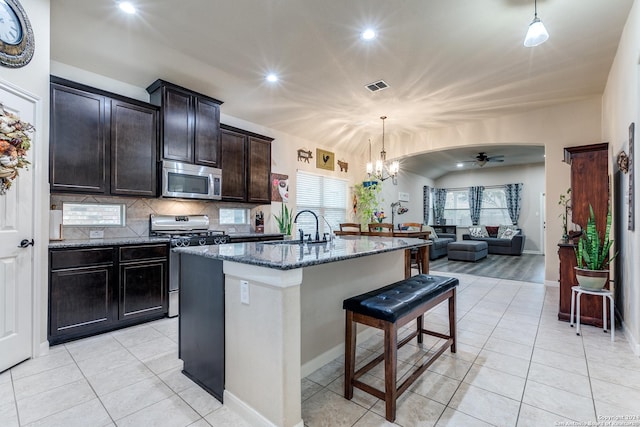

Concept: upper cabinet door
[[220, 127, 247, 201], [194, 97, 221, 167], [247, 136, 272, 203], [50, 83, 109, 194], [162, 86, 193, 162], [111, 100, 158, 197]]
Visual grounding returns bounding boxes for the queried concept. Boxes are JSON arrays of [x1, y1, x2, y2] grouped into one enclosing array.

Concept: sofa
[[462, 225, 525, 256], [424, 226, 456, 260]]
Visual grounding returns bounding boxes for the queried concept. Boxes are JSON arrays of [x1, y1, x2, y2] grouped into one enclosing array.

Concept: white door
[[0, 82, 36, 372]]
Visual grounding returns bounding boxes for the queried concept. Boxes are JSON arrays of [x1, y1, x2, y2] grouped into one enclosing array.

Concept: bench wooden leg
[[384, 321, 398, 422], [449, 288, 457, 353], [344, 310, 356, 399], [416, 315, 424, 344]]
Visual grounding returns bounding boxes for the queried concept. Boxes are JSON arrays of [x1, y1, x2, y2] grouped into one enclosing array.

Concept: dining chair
[[398, 223, 424, 274], [339, 223, 362, 235], [368, 223, 394, 236]]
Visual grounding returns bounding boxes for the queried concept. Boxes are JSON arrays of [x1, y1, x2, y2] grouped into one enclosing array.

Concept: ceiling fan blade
[[489, 159, 505, 162], [489, 155, 505, 159]]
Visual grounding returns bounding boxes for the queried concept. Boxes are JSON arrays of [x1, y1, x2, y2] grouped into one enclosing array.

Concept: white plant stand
[[569, 285, 614, 342]]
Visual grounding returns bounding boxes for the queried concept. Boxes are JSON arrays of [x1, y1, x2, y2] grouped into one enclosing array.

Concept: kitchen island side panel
[[179, 254, 225, 402]]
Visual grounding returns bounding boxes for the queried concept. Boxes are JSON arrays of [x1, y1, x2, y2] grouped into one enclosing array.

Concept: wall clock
[[0, 0, 34, 68]]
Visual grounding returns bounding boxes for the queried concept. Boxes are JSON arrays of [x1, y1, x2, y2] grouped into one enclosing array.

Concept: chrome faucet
[[294, 209, 320, 242]]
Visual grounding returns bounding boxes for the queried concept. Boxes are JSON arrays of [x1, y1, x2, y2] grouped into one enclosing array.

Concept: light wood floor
[[429, 253, 545, 283]]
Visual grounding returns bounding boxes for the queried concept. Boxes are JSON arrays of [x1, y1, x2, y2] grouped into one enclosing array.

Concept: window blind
[[296, 171, 348, 238]]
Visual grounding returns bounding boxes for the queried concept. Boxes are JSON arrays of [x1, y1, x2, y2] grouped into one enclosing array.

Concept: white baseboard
[[300, 327, 378, 378], [620, 319, 640, 357], [223, 390, 304, 427], [522, 249, 543, 255], [37, 341, 49, 357], [544, 280, 559, 288]]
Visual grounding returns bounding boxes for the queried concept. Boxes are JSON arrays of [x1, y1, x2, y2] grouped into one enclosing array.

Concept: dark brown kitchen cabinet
[[220, 126, 247, 201], [220, 124, 273, 203], [50, 82, 109, 194], [111, 100, 158, 196], [49, 242, 169, 345], [248, 136, 272, 203], [119, 244, 168, 321], [147, 79, 223, 167], [50, 77, 159, 197], [49, 247, 116, 344]]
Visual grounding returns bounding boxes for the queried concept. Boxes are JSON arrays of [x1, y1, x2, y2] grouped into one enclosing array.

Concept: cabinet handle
[[18, 239, 34, 248]]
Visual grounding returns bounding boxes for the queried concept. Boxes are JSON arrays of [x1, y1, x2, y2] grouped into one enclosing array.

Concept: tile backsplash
[[50, 194, 262, 240]]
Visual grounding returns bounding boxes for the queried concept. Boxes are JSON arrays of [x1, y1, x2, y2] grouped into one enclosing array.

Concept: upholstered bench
[[448, 240, 488, 262], [343, 274, 458, 422]]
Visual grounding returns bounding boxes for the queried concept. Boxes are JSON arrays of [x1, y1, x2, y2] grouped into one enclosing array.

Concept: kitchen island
[[174, 236, 430, 427]]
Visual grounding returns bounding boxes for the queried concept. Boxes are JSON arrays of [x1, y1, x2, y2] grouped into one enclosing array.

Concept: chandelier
[[366, 116, 399, 185]]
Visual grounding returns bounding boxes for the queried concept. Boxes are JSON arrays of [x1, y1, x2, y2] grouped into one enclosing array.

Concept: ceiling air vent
[[365, 80, 389, 92]]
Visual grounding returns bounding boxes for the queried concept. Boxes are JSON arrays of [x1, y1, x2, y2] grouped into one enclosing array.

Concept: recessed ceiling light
[[456, 163, 464, 168], [361, 29, 376, 40], [266, 73, 278, 83], [118, 1, 136, 14]]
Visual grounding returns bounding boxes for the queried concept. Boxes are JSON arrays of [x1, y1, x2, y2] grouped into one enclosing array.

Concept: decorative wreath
[[0, 102, 33, 195]]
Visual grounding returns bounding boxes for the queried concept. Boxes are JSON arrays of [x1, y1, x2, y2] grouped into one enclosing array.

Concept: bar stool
[[569, 285, 615, 342]]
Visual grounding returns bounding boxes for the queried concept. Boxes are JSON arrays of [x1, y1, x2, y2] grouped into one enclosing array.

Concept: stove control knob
[[182, 238, 191, 247], [199, 238, 207, 246]]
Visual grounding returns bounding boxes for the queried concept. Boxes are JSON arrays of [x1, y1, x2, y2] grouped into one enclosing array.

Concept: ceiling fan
[[463, 152, 505, 167]]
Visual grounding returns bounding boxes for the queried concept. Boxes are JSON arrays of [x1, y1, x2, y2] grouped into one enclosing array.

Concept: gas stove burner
[[149, 214, 229, 247]]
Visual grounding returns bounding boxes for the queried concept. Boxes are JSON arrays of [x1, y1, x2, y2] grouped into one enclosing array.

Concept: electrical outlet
[[89, 230, 104, 239], [240, 280, 250, 305]]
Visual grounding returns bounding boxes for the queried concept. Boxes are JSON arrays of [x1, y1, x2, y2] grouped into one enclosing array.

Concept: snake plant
[[273, 204, 293, 235], [575, 205, 617, 270]]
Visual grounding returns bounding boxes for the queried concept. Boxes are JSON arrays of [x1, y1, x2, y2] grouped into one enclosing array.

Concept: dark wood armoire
[[558, 143, 609, 327]]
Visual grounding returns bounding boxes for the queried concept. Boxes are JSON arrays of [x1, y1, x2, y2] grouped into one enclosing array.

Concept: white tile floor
[[1, 271, 639, 426]]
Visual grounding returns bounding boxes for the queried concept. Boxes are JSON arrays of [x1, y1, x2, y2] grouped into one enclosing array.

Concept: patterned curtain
[[423, 186, 431, 225], [504, 183, 524, 225], [468, 186, 485, 225], [432, 188, 447, 225]]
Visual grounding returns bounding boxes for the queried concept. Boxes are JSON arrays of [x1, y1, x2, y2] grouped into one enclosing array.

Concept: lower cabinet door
[[49, 265, 115, 344], [119, 261, 167, 321]]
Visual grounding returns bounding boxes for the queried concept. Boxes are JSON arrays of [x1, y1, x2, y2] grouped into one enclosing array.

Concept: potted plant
[[353, 181, 382, 229], [574, 204, 617, 290], [273, 204, 293, 237]]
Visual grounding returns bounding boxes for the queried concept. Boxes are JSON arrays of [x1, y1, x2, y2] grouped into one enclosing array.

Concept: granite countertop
[[227, 232, 284, 239], [48, 236, 171, 249], [173, 235, 430, 270]]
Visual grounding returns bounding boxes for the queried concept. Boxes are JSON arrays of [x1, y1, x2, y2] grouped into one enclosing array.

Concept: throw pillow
[[498, 224, 519, 239], [424, 225, 438, 239], [469, 226, 489, 238], [485, 226, 499, 237]]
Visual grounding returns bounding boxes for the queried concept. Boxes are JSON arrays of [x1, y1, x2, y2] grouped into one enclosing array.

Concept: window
[[443, 190, 471, 226], [438, 187, 512, 226], [296, 171, 348, 238], [219, 208, 250, 225], [62, 203, 126, 226], [479, 188, 511, 225]]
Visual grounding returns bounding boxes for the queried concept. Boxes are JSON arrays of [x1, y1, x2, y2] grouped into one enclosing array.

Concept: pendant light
[[366, 116, 399, 185], [524, 0, 549, 47]]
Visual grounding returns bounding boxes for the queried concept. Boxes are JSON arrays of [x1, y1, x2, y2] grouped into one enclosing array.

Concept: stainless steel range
[[150, 214, 229, 317]]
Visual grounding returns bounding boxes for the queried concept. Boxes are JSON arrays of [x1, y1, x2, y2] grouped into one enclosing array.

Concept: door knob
[[18, 239, 34, 248]]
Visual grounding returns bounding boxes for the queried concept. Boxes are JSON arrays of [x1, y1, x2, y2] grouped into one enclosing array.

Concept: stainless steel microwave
[[161, 160, 222, 200]]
